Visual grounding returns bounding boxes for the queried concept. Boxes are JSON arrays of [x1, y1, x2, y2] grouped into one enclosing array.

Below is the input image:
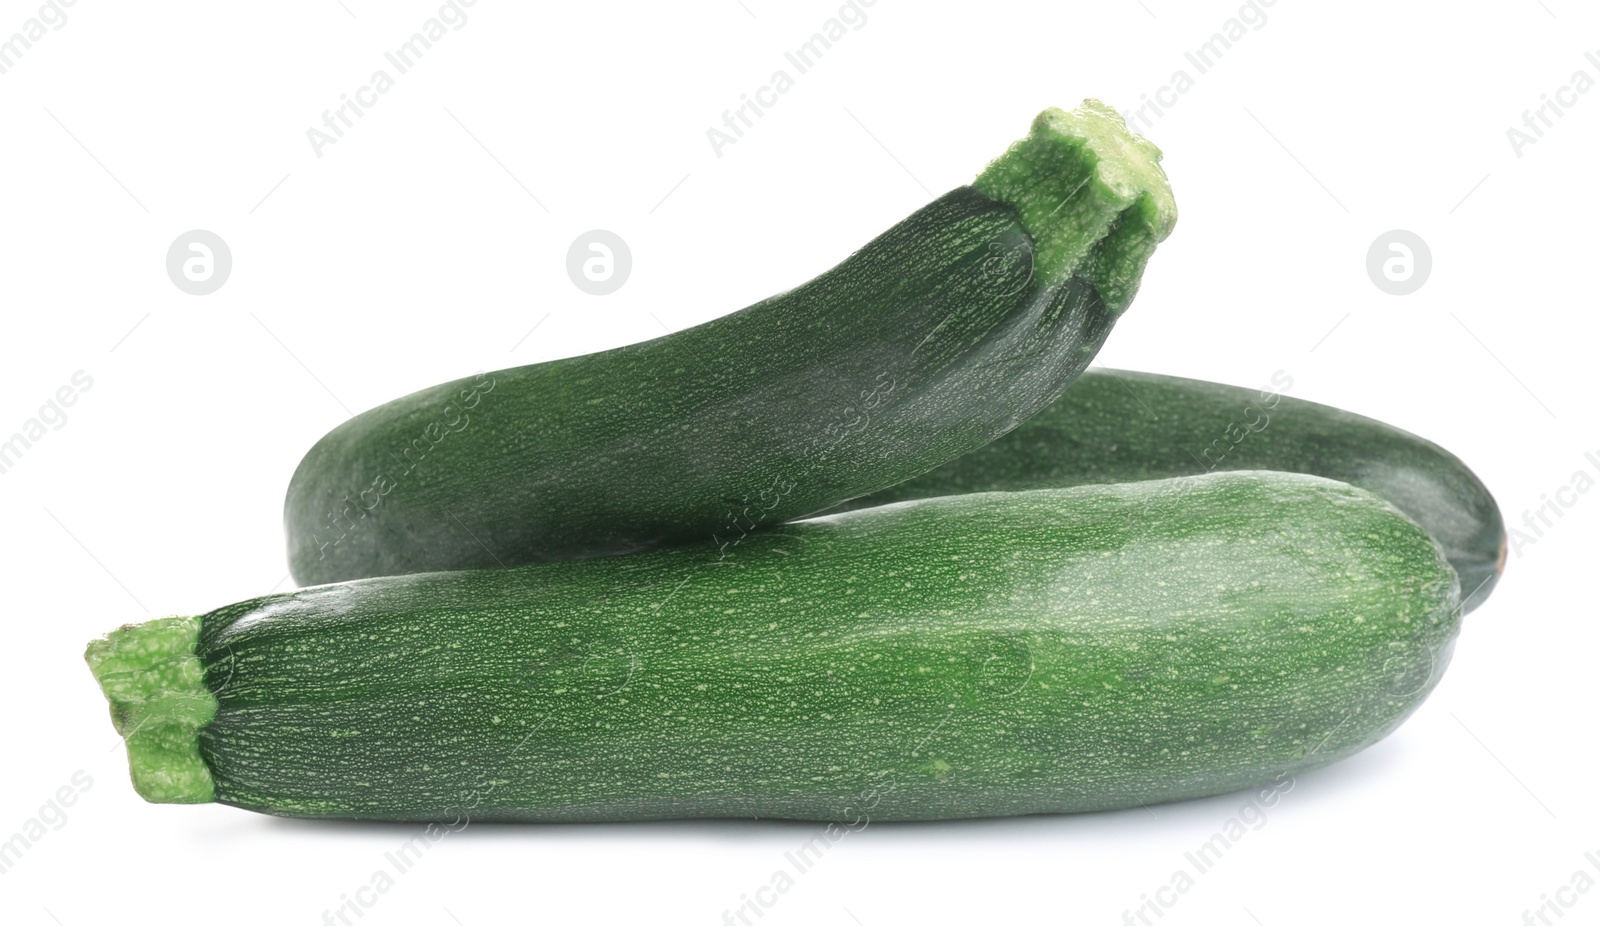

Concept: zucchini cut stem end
[[85, 615, 217, 804], [973, 99, 1177, 311]]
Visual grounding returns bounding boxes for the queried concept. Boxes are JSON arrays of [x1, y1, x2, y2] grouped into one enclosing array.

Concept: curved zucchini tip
[[84, 616, 216, 804], [1468, 531, 1508, 613]]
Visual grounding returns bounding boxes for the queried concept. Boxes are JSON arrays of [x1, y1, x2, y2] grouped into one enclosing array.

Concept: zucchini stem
[[974, 100, 1177, 312], [84, 615, 217, 804]]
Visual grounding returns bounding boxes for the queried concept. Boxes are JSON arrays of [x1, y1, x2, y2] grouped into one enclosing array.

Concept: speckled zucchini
[[837, 368, 1506, 611], [283, 100, 1178, 586], [89, 471, 1459, 822]]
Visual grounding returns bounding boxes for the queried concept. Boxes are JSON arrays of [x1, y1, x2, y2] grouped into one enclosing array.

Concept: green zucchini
[[90, 472, 1459, 821], [838, 368, 1506, 612], [283, 101, 1177, 586]]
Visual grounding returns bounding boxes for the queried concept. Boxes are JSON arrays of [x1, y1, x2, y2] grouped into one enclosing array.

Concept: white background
[[2, 1, 1596, 924]]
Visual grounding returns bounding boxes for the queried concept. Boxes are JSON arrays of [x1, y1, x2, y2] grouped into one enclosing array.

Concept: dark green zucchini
[[284, 101, 1178, 586], [90, 472, 1459, 821], [837, 368, 1506, 611]]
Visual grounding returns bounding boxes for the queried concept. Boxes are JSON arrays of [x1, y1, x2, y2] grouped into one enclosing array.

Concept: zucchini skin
[[840, 369, 1506, 612], [283, 102, 1180, 586], [285, 187, 1110, 585], [108, 473, 1458, 821]]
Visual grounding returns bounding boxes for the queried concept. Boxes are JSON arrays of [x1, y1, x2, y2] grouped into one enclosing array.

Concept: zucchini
[[90, 472, 1459, 821], [839, 368, 1506, 612], [284, 101, 1178, 586]]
